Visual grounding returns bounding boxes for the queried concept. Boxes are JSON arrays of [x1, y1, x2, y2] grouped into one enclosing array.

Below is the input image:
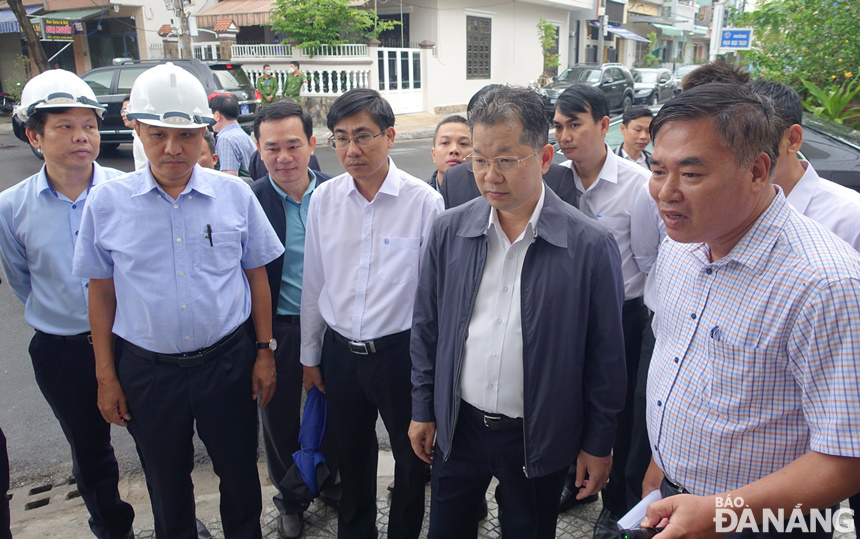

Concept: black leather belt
[[623, 296, 645, 313], [275, 314, 301, 325], [330, 329, 409, 356], [461, 400, 523, 431], [121, 325, 245, 367], [35, 330, 92, 344], [661, 477, 689, 496]]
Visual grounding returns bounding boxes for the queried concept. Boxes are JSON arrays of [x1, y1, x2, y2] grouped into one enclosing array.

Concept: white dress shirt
[[460, 185, 545, 419], [563, 144, 651, 300], [785, 161, 860, 251], [132, 131, 147, 170], [620, 146, 649, 169], [630, 180, 666, 312], [300, 158, 445, 366]]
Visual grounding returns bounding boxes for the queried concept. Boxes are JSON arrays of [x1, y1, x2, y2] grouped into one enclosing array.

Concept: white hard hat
[[15, 69, 105, 123], [126, 62, 214, 129]]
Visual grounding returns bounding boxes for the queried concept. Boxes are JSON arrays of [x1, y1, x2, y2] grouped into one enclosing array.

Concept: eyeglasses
[[328, 130, 387, 150], [466, 152, 539, 175]]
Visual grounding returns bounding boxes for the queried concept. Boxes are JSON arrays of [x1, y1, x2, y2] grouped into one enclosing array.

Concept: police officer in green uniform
[[256, 64, 279, 106], [284, 61, 305, 104]]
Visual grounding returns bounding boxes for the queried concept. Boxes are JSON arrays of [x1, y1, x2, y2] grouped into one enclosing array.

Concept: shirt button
[[85, 283, 89, 288], [185, 336, 190, 341], [384, 238, 390, 245], [72, 204, 77, 209], [502, 286, 509, 292], [176, 238, 182, 243], [488, 383, 494, 389], [179, 271, 185, 277], [705, 268, 713, 275], [75, 231, 79, 236], [674, 356, 679, 363], [181, 305, 187, 310], [507, 254, 513, 260], [188, 196, 192, 199], [657, 400, 662, 407], [174, 204, 179, 209], [496, 319, 503, 325], [690, 313, 697, 320]]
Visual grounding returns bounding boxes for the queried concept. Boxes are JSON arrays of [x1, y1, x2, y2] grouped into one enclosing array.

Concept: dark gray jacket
[[410, 187, 626, 478]]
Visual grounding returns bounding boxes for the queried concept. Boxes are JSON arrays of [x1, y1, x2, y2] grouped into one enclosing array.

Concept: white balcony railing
[[244, 66, 371, 98], [232, 43, 369, 59]]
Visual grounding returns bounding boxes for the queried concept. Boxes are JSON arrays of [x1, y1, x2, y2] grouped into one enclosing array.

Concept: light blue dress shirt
[[0, 162, 124, 335], [269, 171, 316, 316], [72, 164, 284, 354], [215, 122, 257, 174]]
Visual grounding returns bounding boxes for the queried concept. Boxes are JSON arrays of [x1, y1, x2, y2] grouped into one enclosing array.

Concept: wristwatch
[[256, 338, 278, 351]]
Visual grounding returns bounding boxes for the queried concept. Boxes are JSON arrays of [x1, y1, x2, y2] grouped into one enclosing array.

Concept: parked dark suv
[[13, 59, 261, 156], [540, 63, 635, 117]]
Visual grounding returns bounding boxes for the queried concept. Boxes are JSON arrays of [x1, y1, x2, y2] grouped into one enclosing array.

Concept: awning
[[31, 7, 103, 21], [652, 23, 683, 37], [194, 0, 274, 28], [606, 24, 650, 43], [0, 5, 41, 34], [691, 25, 708, 35]]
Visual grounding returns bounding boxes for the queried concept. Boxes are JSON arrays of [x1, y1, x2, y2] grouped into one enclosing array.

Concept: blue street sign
[[720, 28, 753, 50]]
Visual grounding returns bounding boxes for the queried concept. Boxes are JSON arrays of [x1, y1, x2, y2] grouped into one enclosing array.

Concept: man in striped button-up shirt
[[641, 83, 860, 538]]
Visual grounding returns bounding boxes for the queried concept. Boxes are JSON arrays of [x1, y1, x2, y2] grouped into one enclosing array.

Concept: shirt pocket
[[706, 338, 785, 424], [376, 236, 420, 284], [198, 230, 242, 274]]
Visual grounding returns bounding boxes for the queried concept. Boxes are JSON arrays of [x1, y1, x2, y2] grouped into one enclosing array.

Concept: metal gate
[[377, 47, 424, 114]]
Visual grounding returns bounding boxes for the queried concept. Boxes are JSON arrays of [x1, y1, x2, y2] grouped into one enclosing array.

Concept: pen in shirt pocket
[[205, 224, 213, 247], [709, 325, 722, 341]]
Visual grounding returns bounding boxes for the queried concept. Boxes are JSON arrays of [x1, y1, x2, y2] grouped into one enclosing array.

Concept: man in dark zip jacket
[[409, 85, 627, 539]]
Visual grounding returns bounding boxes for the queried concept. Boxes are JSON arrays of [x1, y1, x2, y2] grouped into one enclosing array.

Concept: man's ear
[[785, 124, 803, 154], [25, 126, 41, 149]]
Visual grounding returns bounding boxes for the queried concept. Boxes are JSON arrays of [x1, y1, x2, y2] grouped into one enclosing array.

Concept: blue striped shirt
[[648, 189, 860, 496], [0, 163, 124, 335]]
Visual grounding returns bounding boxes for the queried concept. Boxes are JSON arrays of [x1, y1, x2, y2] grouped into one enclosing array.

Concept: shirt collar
[[268, 169, 317, 203], [783, 161, 818, 215], [36, 162, 107, 197], [486, 183, 545, 240], [685, 185, 789, 274], [131, 164, 216, 199], [570, 143, 619, 191], [346, 157, 402, 199], [219, 122, 242, 135]]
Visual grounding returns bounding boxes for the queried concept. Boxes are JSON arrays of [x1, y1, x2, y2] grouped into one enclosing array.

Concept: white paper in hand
[[616, 489, 663, 529]]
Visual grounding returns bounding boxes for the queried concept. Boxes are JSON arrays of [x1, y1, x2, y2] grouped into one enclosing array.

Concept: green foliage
[[736, 0, 860, 90], [800, 77, 860, 125], [537, 18, 559, 84], [1, 55, 32, 101], [634, 32, 662, 68], [269, 0, 400, 51]]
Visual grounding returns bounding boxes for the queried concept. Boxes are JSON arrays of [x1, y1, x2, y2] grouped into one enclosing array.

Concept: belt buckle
[[87, 334, 93, 345], [483, 414, 501, 428], [348, 340, 376, 355], [177, 353, 205, 367]]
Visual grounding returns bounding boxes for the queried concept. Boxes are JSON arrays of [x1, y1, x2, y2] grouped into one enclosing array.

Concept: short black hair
[[209, 93, 240, 120], [748, 79, 803, 130], [433, 114, 468, 144], [263, 64, 271, 69], [253, 99, 313, 141], [26, 108, 102, 136], [290, 61, 300, 69], [651, 82, 779, 175], [326, 88, 394, 132], [556, 84, 609, 124], [121, 95, 131, 104], [469, 85, 549, 152], [622, 105, 653, 125], [681, 60, 750, 91], [467, 84, 504, 116]]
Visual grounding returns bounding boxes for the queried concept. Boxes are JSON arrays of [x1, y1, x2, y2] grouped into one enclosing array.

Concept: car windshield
[[675, 65, 698, 77], [633, 71, 660, 83], [558, 67, 602, 83], [210, 66, 251, 90]]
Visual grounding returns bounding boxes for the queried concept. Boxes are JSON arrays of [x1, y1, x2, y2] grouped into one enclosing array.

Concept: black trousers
[[29, 331, 134, 539], [600, 298, 649, 517], [260, 316, 337, 515], [428, 402, 567, 539], [661, 479, 836, 538], [322, 328, 425, 539], [0, 425, 10, 539], [624, 312, 656, 507], [117, 330, 262, 539], [850, 493, 858, 534]]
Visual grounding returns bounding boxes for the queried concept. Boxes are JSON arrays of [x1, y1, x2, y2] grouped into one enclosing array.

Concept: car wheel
[[100, 143, 120, 152], [622, 95, 632, 113], [648, 93, 658, 106], [29, 142, 44, 160]]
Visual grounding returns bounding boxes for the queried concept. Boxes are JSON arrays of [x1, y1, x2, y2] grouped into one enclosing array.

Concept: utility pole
[[165, 0, 192, 58], [8, 0, 49, 73], [596, 14, 606, 63], [708, 0, 725, 62]]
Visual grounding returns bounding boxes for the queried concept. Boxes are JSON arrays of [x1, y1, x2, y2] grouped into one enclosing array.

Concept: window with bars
[[466, 16, 491, 80]]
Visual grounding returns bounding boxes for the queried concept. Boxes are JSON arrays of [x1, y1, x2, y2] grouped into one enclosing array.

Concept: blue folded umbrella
[[280, 386, 331, 502]]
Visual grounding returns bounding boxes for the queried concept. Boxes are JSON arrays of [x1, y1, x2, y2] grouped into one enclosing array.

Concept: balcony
[[231, 43, 369, 59]]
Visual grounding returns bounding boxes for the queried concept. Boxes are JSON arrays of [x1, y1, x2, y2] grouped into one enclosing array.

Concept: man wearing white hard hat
[[73, 62, 284, 539], [0, 70, 135, 539]]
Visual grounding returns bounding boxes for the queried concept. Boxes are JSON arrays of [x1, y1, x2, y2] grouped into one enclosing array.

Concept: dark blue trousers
[[428, 401, 567, 539], [0, 425, 10, 539], [117, 330, 262, 539], [29, 331, 134, 539]]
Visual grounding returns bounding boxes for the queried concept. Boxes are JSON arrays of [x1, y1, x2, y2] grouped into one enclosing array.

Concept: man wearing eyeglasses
[[300, 88, 444, 539], [409, 85, 626, 538]]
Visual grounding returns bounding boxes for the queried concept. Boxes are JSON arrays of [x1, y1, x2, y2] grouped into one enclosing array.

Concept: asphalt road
[[0, 126, 437, 487]]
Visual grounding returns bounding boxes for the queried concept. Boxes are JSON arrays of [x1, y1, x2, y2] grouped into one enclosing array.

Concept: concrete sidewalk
[[311, 111, 450, 143], [8, 450, 604, 538]]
